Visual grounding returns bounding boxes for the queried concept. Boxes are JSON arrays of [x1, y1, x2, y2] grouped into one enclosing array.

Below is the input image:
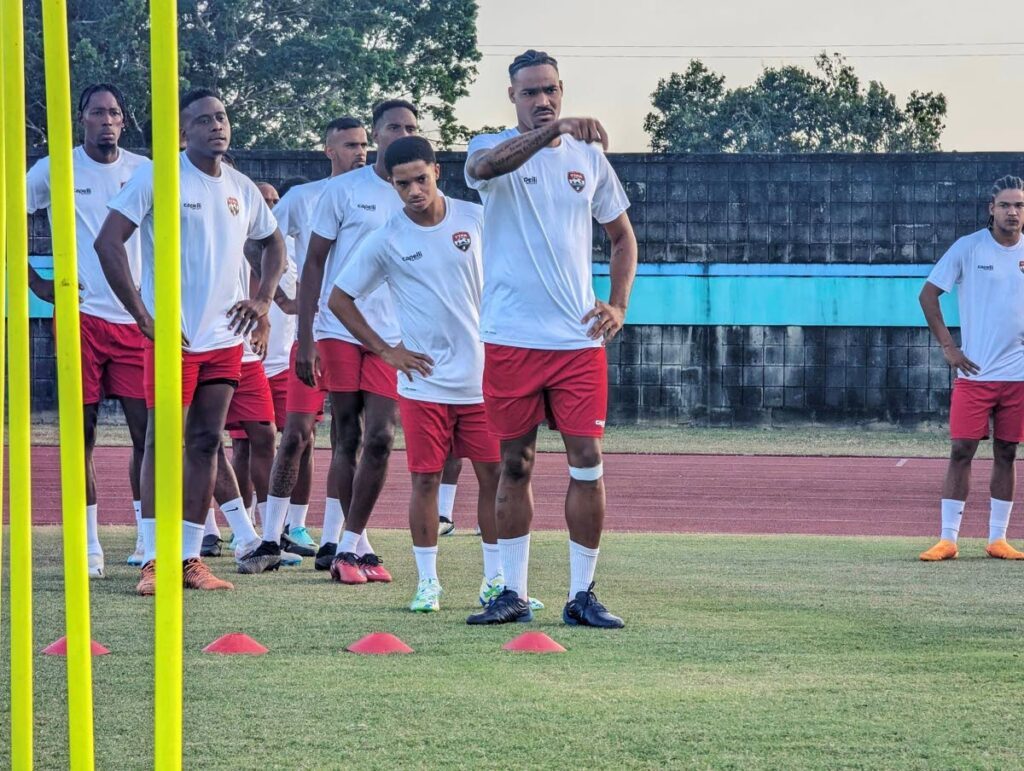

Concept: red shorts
[[483, 344, 607, 439], [285, 342, 326, 416], [226, 359, 276, 437], [317, 338, 397, 400], [399, 398, 499, 473], [63, 312, 147, 404], [143, 343, 243, 409], [949, 378, 1024, 442], [267, 370, 288, 431]]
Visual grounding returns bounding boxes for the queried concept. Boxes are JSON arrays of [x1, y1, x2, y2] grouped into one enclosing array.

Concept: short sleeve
[[464, 133, 503, 191], [273, 189, 304, 239], [25, 157, 51, 215], [310, 179, 346, 241], [335, 231, 389, 299], [246, 182, 278, 241], [107, 162, 154, 226], [927, 238, 966, 293], [590, 150, 630, 225]]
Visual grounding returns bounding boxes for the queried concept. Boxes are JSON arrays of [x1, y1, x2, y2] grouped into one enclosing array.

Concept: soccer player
[[26, 83, 149, 578], [262, 120, 370, 568], [259, 99, 419, 584], [918, 175, 1024, 562], [329, 136, 499, 612], [95, 88, 286, 594], [463, 50, 637, 627]]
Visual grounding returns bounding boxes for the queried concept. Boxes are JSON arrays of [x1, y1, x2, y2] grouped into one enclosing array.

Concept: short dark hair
[[371, 99, 418, 127], [279, 176, 309, 198], [509, 49, 559, 80], [78, 83, 127, 117], [324, 116, 363, 138], [384, 136, 435, 175], [180, 88, 221, 114]]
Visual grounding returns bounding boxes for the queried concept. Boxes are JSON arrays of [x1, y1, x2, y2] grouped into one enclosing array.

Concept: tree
[[644, 53, 947, 153], [24, 0, 481, 149]]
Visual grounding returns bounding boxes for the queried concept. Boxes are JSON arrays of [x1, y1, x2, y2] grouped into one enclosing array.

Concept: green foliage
[[644, 53, 947, 153], [24, 0, 481, 149]]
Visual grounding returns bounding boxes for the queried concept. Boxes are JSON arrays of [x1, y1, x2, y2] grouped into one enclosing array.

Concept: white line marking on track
[[896, 458, 908, 467]]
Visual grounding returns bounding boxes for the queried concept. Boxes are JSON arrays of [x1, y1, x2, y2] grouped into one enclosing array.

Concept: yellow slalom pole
[[149, 0, 183, 768], [0, 0, 8, 629], [2, 0, 34, 766], [40, 0, 96, 767]]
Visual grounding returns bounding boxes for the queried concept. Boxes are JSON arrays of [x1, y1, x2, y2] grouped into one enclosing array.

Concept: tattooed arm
[[466, 118, 609, 182]]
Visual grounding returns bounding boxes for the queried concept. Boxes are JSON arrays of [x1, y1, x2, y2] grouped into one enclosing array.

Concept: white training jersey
[[466, 127, 630, 350], [927, 228, 1024, 381], [265, 242, 298, 378], [309, 164, 402, 346], [26, 146, 148, 324], [336, 197, 485, 405], [273, 177, 329, 275], [108, 152, 278, 353]]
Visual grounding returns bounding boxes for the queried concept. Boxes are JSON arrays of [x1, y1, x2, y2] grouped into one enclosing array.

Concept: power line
[[481, 52, 1024, 60], [480, 41, 1024, 50]]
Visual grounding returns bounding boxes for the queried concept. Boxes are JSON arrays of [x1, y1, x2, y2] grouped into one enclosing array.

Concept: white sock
[[286, 503, 309, 530], [438, 483, 457, 521], [569, 540, 600, 598], [482, 541, 501, 580], [497, 534, 530, 599], [86, 504, 101, 555], [262, 496, 289, 543], [141, 519, 157, 563], [336, 529, 360, 556], [412, 545, 438, 581], [257, 500, 268, 531], [203, 508, 220, 539], [132, 500, 142, 530], [182, 521, 205, 560], [355, 530, 374, 557], [219, 496, 259, 545], [321, 498, 345, 547], [989, 498, 1013, 543], [249, 493, 260, 527], [941, 498, 966, 542]]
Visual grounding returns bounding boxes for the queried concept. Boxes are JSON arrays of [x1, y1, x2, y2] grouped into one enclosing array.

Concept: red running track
[[15, 447, 1021, 538]]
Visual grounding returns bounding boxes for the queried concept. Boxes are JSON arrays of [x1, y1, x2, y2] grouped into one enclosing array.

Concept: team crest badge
[[452, 231, 471, 252], [567, 170, 586, 193], [226, 196, 240, 216]]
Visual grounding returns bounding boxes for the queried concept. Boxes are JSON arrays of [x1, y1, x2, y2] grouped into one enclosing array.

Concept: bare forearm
[[255, 234, 286, 304], [97, 240, 148, 320], [920, 289, 955, 348], [469, 123, 561, 180], [298, 255, 326, 344], [606, 221, 638, 310], [329, 290, 388, 355]]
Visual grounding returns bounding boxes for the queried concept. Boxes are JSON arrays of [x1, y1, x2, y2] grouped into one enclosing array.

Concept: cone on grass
[[346, 632, 413, 654], [41, 636, 110, 656], [502, 631, 566, 653], [202, 633, 268, 655]]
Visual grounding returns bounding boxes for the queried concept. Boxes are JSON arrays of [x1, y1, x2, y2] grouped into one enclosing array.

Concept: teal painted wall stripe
[[593, 274, 957, 327]]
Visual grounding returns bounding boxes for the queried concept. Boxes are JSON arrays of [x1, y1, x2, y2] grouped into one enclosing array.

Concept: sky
[[450, 0, 1022, 152]]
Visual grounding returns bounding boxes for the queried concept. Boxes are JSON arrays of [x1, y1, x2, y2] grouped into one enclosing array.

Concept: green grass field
[[32, 421, 970, 458], [4, 528, 1024, 769]]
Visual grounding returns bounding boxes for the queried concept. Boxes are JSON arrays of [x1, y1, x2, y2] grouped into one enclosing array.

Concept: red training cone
[[502, 631, 566, 653], [346, 632, 413, 655], [41, 636, 110, 656], [202, 633, 268, 655]]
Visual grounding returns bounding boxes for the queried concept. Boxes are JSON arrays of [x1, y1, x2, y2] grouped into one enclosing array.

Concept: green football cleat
[[479, 573, 543, 610], [410, 578, 443, 613]]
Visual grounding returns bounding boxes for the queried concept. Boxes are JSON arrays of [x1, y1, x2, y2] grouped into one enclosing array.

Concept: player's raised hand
[[381, 342, 434, 382], [582, 300, 626, 343], [942, 344, 980, 377], [557, 117, 609, 150], [295, 338, 321, 388]]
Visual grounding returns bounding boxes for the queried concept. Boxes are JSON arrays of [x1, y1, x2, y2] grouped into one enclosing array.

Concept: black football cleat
[[562, 582, 624, 629], [466, 589, 533, 625], [314, 543, 336, 571], [200, 534, 222, 558]]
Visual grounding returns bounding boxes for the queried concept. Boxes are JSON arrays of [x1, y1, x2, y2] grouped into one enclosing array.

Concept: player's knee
[[186, 426, 222, 458], [569, 462, 604, 483], [994, 440, 1018, 464], [361, 426, 394, 462], [410, 471, 441, 495], [950, 440, 978, 465], [502, 450, 535, 483]]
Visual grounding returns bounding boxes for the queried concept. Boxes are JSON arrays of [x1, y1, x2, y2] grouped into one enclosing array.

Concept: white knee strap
[[569, 463, 603, 482]]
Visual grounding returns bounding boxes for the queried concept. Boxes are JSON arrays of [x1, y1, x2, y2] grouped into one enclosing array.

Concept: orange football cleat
[[919, 539, 959, 561], [183, 558, 234, 590], [136, 560, 157, 596], [985, 539, 1024, 560]]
